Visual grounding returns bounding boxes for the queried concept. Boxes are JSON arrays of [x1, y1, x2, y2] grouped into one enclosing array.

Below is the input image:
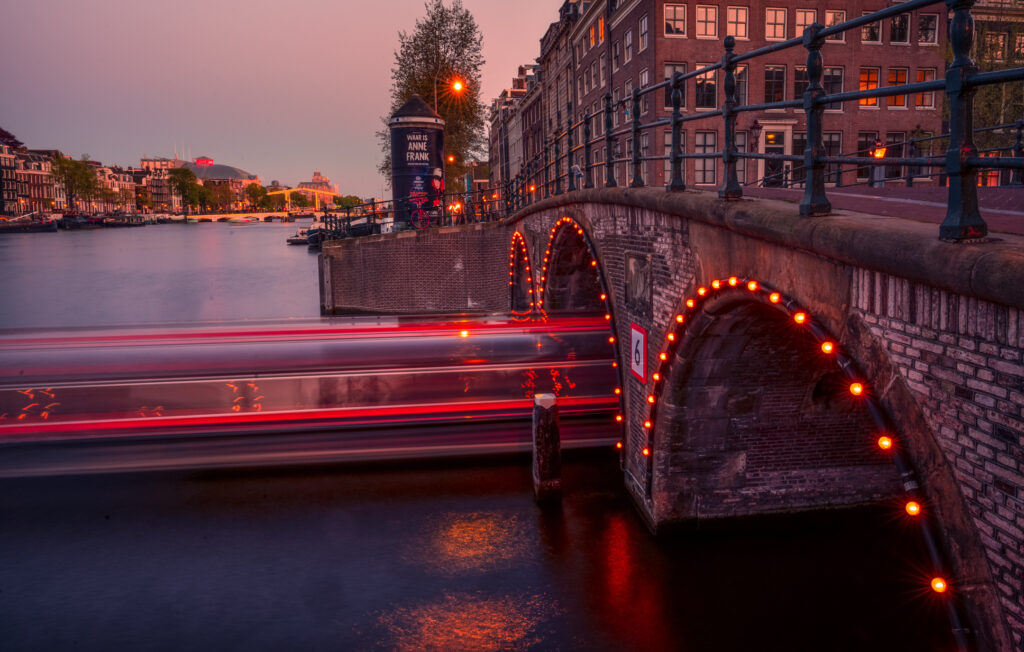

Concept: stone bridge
[[321, 188, 1024, 649]]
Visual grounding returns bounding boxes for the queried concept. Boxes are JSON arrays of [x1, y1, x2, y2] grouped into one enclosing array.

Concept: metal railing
[[502, 0, 1024, 242]]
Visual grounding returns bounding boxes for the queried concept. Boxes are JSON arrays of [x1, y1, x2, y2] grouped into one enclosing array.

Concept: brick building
[[0, 144, 18, 216], [492, 0, 948, 190]]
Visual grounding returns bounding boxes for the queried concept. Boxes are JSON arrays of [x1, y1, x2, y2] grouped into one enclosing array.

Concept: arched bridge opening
[[538, 217, 604, 314]]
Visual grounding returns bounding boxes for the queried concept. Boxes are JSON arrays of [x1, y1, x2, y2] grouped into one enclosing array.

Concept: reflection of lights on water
[[421, 512, 527, 573], [377, 592, 553, 651]]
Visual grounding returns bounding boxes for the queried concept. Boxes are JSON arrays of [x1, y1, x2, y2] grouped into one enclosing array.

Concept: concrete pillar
[[532, 393, 561, 503]]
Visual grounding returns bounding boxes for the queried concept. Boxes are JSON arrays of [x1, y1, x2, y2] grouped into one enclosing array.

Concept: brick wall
[[853, 268, 1024, 648], [319, 223, 510, 315]]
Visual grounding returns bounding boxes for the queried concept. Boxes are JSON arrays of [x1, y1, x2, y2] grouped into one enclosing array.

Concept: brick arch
[[639, 275, 973, 647], [507, 231, 536, 316], [537, 216, 604, 314]]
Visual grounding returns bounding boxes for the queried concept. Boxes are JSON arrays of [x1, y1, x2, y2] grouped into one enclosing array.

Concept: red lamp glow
[[728, 276, 738, 286], [647, 395, 655, 404], [905, 501, 921, 516], [686, 299, 695, 308], [459, 330, 469, 338], [642, 447, 650, 456], [747, 280, 759, 291], [850, 382, 864, 396], [931, 577, 948, 593], [698, 287, 707, 296], [643, 420, 652, 429], [675, 314, 684, 323], [821, 341, 835, 354], [793, 312, 807, 324], [712, 279, 721, 289], [769, 292, 781, 303], [877, 435, 893, 450]]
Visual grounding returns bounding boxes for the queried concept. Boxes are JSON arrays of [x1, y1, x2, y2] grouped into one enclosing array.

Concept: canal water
[[0, 225, 955, 649]]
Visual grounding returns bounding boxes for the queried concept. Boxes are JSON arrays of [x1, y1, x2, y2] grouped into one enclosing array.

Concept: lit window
[[727, 6, 748, 39], [639, 15, 649, 51], [859, 67, 879, 106], [890, 14, 909, 43], [888, 68, 908, 107], [766, 8, 787, 41], [599, 16, 605, 42], [696, 5, 718, 39], [665, 4, 686, 37], [824, 10, 845, 41], [795, 9, 815, 37], [915, 69, 936, 108], [918, 14, 938, 44], [985, 32, 1007, 61], [589, 24, 596, 47]]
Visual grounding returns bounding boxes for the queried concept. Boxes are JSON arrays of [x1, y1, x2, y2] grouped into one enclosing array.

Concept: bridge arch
[[639, 275, 972, 644], [537, 217, 605, 314], [507, 231, 536, 316]]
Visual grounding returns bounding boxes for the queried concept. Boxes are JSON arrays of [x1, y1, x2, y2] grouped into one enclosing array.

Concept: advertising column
[[388, 94, 445, 229]]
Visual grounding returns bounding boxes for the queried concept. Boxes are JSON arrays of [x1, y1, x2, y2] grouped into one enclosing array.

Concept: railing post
[[799, 23, 831, 216], [720, 36, 742, 199], [940, 0, 986, 240], [567, 102, 576, 192], [584, 113, 594, 189], [669, 71, 686, 191], [543, 141, 551, 199], [1011, 119, 1023, 186], [906, 137, 916, 187], [604, 92, 617, 187], [630, 89, 644, 187]]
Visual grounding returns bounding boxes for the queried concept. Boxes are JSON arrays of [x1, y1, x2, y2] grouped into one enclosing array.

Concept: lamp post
[[871, 139, 887, 188]]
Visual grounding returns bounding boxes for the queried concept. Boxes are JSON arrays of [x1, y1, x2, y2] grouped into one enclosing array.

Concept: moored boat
[[286, 226, 309, 245]]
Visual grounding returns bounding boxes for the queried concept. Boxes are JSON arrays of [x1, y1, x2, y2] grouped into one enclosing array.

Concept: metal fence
[[506, 0, 1024, 242]]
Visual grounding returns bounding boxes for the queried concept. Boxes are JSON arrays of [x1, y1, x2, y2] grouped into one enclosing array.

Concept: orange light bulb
[[615, 414, 624, 423], [793, 312, 807, 324], [652, 372, 661, 381], [686, 299, 695, 308], [877, 435, 893, 450], [905, 501, 921, 516], [850, 382, 864, 396], [643, 420, 652, 429], [747, 280, 759, 291], [769, 292, 781, 303], [659, 352, 668, 361], [711, 279, 721, 289], [675, 314, 684, 323], [614, 388, 622, 395], [642, 447, 650, 456], [608, 336, 616, 344], [647, 395, 655, 404], [931, 577, 948, 593], [821, 341, 835, 354], [728, 276, 738, 286], [698, 287, 707, 296], [459, 330, 469, 338], [616, 441, 623, 449]]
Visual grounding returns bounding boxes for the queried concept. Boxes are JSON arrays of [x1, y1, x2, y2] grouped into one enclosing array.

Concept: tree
[[377, 0, 486, 188], [168, 167, 198, 217], [196, 185, 214, 213], [335, 195, 363, 209], [51, 156, 97, 213], [245, 183, 268, 210], [211, 184, 234, 212], [0, 126, 24, 149], [290, 192, 310, 209]]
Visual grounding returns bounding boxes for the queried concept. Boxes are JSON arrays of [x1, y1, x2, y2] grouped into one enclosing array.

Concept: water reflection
[[417, 511, 529, 574]]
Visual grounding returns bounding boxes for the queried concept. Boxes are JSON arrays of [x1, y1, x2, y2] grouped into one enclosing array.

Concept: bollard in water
[[532, 393, 562, 503]]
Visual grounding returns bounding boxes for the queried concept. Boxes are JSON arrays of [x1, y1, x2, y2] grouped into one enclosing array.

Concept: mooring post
[[532, 393, 562, 503]]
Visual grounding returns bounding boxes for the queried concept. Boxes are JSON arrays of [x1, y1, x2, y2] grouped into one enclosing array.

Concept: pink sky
[[0, 0, 558, 197]]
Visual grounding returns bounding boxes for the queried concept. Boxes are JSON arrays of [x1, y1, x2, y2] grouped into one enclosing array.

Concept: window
[[613, 88, 621, 127], [908, 131, 932, 177], [857, 131, 879, 180], [696, 65, 717, 109], [695, 131, 717, 184], [915, 69, 936, 108], [664, 63, 687, 107], [885, 132, 905, 179], [764, 66, 786, 103], [859, 67, 879, 106], [918, 14, 938, 44], [665, 4, 686, 36], [735, 132, 747, 184], [824, 67, 843, 110], [600, 54, 607, 87], [888, 68, 907, 107], [735, 64, 748, 105], [1015, 34, 1024, 59], [613, 41, 621, 71], [625, 30, 633, 62], [640, 68, 650, 114], [640, 132, 650, 183], [792, 131, 807, 184], [639, 15, 649, 51], [890, 14, 909, 43], [663, 130, 675, 183], [584, 66, 591, 94], [795, 9, 815, 37], [592, 102, 600, 136], [727, 6, 748, 39], [861, 12, 880, 43], [824, 10, 845, 41], [624, 80, 633, 124], [589, 23, 596, 48], [576, 42, 583, 66], [824, 132, 841, 183], [984, 32, 1007, 61], [697, 6, 718, 39], [599, 16, 605, 42], [766, 8, 787, 40], [794, 66, 808, 99]]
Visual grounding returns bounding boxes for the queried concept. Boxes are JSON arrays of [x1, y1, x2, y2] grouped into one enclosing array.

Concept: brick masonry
[[321, 187, 1023, 649]]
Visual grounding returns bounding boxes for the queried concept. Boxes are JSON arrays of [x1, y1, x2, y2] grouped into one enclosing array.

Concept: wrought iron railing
[[503, 0, 1024, 242]]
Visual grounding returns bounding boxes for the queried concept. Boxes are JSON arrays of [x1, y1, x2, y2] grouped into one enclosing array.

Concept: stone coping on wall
[[507, 188, 1024, 309], [321, 221, 505, 253]]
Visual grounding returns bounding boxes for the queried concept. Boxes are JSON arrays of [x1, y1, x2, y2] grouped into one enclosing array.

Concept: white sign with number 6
[[630, 323, 646, 382]]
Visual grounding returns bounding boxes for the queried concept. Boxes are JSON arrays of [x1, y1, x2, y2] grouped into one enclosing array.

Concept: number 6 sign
[[630, 323, 647, 382]]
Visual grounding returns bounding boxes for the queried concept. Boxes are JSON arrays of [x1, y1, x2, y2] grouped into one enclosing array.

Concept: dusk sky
[[1, 0, 558, 198]]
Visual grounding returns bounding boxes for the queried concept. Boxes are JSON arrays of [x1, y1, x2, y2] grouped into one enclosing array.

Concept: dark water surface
[[0, 453, 953, 651], [0, 226, 955, 650], [0, 222, 319, 329]]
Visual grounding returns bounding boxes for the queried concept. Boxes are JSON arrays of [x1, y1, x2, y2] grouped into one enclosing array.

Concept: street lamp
[[748, 119, 763, 153], [870, 139, 887, 188]]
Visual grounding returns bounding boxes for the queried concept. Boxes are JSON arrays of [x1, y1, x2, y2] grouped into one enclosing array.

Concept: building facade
[[0, 144, 18, 216], [491, 0, 949, 191]]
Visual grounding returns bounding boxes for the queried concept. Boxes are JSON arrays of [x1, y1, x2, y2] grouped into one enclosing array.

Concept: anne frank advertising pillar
[[388, 94, 445, 229]]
